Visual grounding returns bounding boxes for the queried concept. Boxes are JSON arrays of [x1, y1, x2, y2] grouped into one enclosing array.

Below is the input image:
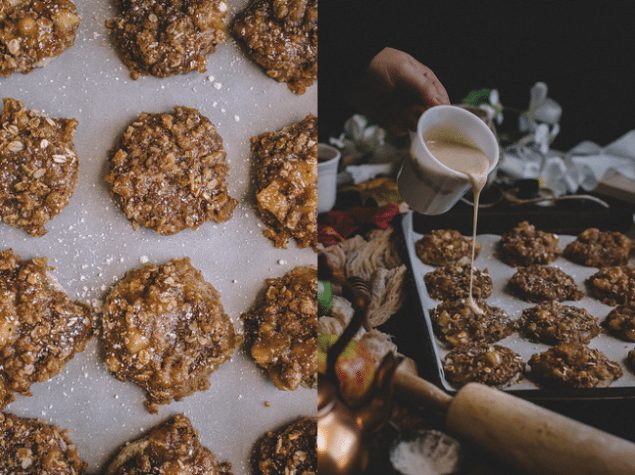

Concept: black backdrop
[[318, 0, 635, 149]]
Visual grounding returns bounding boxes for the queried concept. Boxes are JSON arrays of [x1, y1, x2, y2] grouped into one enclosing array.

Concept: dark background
[[319, 0, 635, 149]]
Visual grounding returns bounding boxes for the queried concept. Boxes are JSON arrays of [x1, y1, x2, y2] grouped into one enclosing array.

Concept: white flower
[[478, 89, 504, 125], [330, 114, 386, 159]]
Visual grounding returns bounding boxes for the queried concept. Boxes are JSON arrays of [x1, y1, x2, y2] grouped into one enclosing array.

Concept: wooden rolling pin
[[394, 370, 635, 475]]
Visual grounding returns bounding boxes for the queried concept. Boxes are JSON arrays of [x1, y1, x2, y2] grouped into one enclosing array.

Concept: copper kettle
[[318, 277, 402, 475]]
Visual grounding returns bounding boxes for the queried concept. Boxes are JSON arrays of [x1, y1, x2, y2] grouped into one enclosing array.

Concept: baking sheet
[[0, 1, 316, 472], [402, 212, 635, 393]]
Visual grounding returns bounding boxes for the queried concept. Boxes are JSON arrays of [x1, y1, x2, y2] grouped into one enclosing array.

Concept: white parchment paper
[[0, 1, 316, 472]]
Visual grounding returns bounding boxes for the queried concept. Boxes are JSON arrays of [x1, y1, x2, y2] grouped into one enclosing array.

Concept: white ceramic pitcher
[[397, 105, 499, 215]]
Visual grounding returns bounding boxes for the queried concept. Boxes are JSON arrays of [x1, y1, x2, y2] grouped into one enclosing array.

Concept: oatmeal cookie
[[508, 265, 583, 302], [586, 266, 635, 306], [443, 344, 524, 388], [430, 299, 513, 348], [253, 417, 316, 475], [233, 0, 317, 94], [243, 266, 317, 390], [0, 249, 92, 408], [0, 412, 85, 474], [101, 258, 240, 413], [0, 0, 80, 76], [424, 263, 492, 301], [564, 228, 633, 267], [252, 114, 317, 249], [105, 414, 232, 475], [107, 0, 227, 79], [415, 229, 479, 266], [106, 106, 236, 235], [519, 301, 600, 345], [498, 221, 559, 267], [603, 305, 635, 342], [529, 343, 622, 388], [0, 97, 79, 236]]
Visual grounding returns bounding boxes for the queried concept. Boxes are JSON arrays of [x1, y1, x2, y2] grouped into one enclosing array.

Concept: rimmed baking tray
[[0, 0, 316, 472], [401, 211, 635, 400]]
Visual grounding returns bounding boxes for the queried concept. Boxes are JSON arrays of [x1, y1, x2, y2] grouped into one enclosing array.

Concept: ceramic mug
[[318, 143, 341, 213], [397, 105, 499, 215]]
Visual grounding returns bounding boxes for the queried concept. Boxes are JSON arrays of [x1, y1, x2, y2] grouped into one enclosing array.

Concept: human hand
[[357, 47, 450, 135]]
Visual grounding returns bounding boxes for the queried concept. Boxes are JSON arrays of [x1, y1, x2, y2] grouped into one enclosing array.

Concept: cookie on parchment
[[603, 305, 635, 342], [415, 229, 478, 266], [586, 266, 635, 306], [508, 265, 582, 303], [424, 263, 492, 301], [101, 257, 240, 413], [498, 221, 559, 267], [0, 412, 86, 474], [529, 343, 622, 389], [233, 0, 317, 94], [564, 227, 633, 267], [253, 417, 317, 475], [518, 301, 600, 345], [443, 343, 524, 388], [105, 414, 232, 475]]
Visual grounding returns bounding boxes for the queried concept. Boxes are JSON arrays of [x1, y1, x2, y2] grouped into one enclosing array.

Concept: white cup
[[318, 143, 341, 213], [397, 105, 499, 215]]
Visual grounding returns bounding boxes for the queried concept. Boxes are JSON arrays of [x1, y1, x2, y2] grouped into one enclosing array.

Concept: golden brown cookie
[[243, 266, 317, 390], [424, 263, 492, 301], [0, 412, 86, 474], [0, 0, 80, 76], [107, 0, 227, 79], [498, 221, 559, 267], [0, 249, 92, 408], [0, 97, 79, 236], [106, 106, 236, 235], [430, 299, 513, 348], [253, 417, 316, 475], [508, 265, 582, 302], [564, 228, 633, 267], [603, 305, 635, 342], [101, 258, 240, 413], [529, 343, 622, 388], [105, 414, 232, 475], [586, 266, 635, 306], [443, 344, 524, 388], [233, 0, 317, 94], [252, 115, 317, 249], [519, 301, 600, 345], [415, 229, 478, 266]]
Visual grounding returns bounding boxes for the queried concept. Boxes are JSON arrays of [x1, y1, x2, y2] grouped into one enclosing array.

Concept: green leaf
[[463, 88, 492, 106]]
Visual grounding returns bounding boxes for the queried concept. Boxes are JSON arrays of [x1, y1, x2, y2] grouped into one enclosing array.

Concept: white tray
[[402, 212, 635, 394], [0, 0, 316, 472]]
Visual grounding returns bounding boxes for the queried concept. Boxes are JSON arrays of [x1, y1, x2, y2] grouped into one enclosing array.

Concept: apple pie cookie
[[253, 417, 317, 475], [508, 265, 583, 303], [0, 0, 80, 76], [603, 305, 635, 342], [498, 221, 559, 267], [519, 301, 600, 345], [233, 0, 317, 94], [564, 228, 633, 267], [430, 299, 513, 348], [0, 249, 93, 408], [243, 266, 317, 390], [105, 414, 232, 475], [0, 413, 86, 474], [107, 0, 227, 79], [443, 344, 524, 388], [106, 106, 236, 235], [101, 258, 240, 413], [1, 97, 80, 236], [415, 229, 478, 266], [252, 114, 317, 249], [586, 266, 635, 306], [424, 263, 492, 301], [529, 343, 622, 388]]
